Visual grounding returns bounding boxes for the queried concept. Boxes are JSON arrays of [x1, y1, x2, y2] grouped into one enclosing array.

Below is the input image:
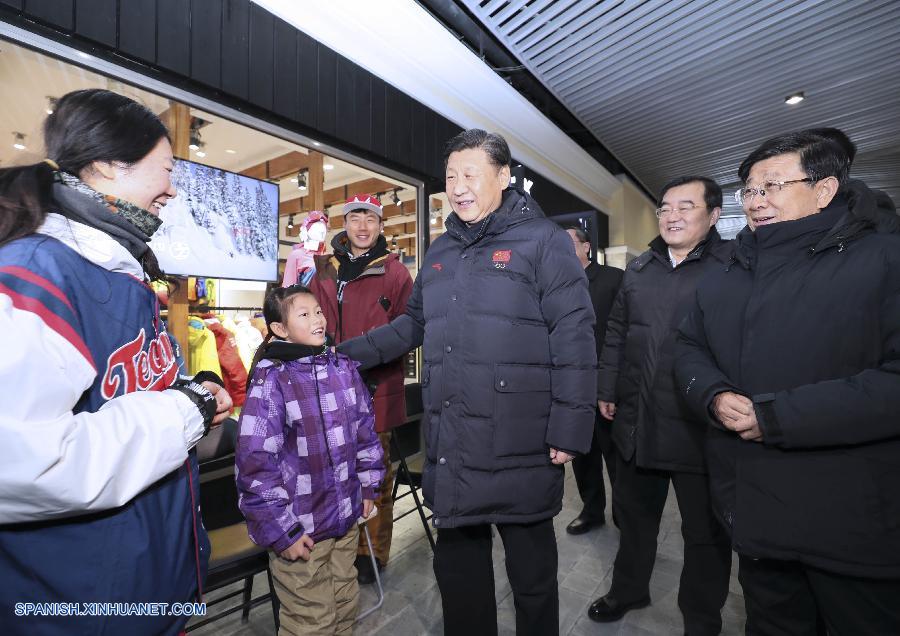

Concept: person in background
[[0, 89, 232, 636], [676, 130, 900, 635], [310, 193, 413, 584], [236, 284, 384, 635], [339, 129, 597, 636], [589, 177, 732, 633], [560, 223, 622, 535]]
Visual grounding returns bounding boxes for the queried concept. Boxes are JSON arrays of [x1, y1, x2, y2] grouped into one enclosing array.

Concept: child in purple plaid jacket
[[236, 285, 384, 634]]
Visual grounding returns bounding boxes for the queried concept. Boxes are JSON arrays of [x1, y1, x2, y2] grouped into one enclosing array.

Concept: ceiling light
[[313, 142, 321, 147], [225, 149, 236, 154], [323, 163, 334, 171], [287, 215, 295, 230], [189, 131, 201, 151], [45, 96, 57, 115], [430, 217, 437, 225], [297, 170, 308, 191], [785, 92, 805, 105], [193, 141, 206, 158], [12, 132, 25, 151], [391, 190, 401, 206]]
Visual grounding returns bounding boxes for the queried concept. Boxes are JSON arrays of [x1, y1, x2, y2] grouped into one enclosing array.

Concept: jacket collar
[[633, 227, 726, 272], [38, 213, 144, 278], [732, 193, 876, 270], [444, 187, 545, 246], [262, 337, 333, 363]]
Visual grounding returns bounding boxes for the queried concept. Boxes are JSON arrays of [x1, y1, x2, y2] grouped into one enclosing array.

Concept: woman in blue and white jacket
[[0, 89, 232, 636]]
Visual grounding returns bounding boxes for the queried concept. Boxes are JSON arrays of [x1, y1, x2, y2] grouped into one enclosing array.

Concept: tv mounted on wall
[[149, 158, 280, 282]]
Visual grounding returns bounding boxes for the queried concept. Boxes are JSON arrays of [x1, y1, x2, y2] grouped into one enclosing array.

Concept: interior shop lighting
[[297, 170, 308, 191], [12, 132, 26, 151], [785, 92, 805, 105], [225, 149, 236, 154], [45, 96, 57, 115], [194, 142, 206, 158], [287, 215, 295, 231], [391, 190, 402, 206], [323, 163, 334, 171]]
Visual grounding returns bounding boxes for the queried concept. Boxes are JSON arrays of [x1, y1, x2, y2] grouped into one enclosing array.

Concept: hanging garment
[[204, 319, 248, 407], [187, 317, 222, 377]]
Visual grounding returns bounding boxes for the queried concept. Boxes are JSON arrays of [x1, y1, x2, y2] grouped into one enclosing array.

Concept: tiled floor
[[190, 465, 746, 635]]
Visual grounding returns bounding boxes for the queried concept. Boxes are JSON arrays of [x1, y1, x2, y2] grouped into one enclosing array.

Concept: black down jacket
[[675, 187, 900, 579], [597, 228, 732, 473], [340, 188, 597, 528]]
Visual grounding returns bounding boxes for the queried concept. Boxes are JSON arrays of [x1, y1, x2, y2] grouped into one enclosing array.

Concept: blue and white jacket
[[0, 214, 209, 635]]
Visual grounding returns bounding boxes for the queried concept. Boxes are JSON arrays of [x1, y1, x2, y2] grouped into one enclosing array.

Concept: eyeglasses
[[734, 178, 816, 205], [655, 203, 706, 218]]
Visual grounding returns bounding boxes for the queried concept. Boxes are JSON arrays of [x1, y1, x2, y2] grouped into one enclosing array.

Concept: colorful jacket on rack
[[310, 234, 413, 433], [236, 344, 385, 551], [0, 213, 209, 636], [205, 318, 248, 407], [187, 316, 222, 378]]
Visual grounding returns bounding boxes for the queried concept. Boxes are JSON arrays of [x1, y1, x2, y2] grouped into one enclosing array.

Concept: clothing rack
[[188, 305, 263, 312]]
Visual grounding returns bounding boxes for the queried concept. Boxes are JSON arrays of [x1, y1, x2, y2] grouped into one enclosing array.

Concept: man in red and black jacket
[[310, 193, 414, 584]]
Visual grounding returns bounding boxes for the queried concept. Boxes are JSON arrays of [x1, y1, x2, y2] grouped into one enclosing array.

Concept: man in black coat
[[561, 224, 622, 535], [340, 129, 597, 636], [676, 130, 900, 634], [589, 177, 733, 634]]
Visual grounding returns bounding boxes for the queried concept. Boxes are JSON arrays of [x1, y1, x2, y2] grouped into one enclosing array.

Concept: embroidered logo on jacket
[[101, 328, 179, 399], [432, 263, 443, 271], [492, 250, 512, 269]]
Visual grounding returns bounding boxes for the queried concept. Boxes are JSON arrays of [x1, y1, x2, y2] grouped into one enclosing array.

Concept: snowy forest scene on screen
[[149, 159, 280, 281]]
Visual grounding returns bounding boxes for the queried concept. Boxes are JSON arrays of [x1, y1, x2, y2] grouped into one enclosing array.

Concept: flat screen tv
[[149, 158, 280, 281]]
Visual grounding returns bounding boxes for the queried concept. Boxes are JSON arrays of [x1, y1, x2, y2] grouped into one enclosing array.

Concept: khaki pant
[[269, 525, 359, 635], [358, 431, 394, 565]]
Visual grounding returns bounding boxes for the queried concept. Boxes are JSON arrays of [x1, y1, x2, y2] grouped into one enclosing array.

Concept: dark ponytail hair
[[0, 89, 170, 261], [246, 285, 318, 390]]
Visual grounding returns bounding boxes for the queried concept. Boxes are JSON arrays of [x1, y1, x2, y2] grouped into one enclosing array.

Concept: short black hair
[[657, 176, 722, 211], [443, 129, 511, 171], [560, 223, 589, 244], [803, 127, 857, 165], [738, 131, 850, 186]]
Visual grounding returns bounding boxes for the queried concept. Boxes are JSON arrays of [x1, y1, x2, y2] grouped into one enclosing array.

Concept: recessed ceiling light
[[12, 132, 25, 151], [290, 178, 298, 183], [323, 163, 334, 171], [196, 150, 206, 158], [225, 149, 236, 154], [784, 92, 805, 105]]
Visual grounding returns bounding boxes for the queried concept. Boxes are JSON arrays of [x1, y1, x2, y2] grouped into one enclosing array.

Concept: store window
[[0, 38, 423, 380]]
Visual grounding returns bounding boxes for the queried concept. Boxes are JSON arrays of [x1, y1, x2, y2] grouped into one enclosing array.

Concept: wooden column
[[159, 101, 191, 357], [308, 150, 325, 212]]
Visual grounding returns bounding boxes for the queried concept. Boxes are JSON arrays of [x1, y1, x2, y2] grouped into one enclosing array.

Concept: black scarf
[[262, 336, 333, 362], [333, 233, 390, 283]]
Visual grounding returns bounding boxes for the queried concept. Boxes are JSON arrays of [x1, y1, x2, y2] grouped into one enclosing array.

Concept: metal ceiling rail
[[541, 0, 743, 84], [580, 36, 900, 146], [563, 0, 885, 104], [568, 2, 896, 118], [526, 0, 668, 68], [555, 0, 819, 97]]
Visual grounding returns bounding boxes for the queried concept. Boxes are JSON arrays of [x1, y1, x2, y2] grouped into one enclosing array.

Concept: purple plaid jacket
[[235, 350, 384, 551]]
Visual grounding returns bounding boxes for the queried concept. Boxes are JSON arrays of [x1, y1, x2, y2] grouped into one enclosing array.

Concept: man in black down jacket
[[561, 223, 623, 535], [589, 176, 733, 634], [675, 131, 900, 634], [340, 129, 596, 636]]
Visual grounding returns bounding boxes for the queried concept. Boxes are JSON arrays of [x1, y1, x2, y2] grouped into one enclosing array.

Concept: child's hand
[[279, 534, 315, 561], [362, 499, 375, 519]]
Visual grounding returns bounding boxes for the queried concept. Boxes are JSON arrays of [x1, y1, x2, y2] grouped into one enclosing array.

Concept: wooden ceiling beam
[[241, 150, 313, 181]]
